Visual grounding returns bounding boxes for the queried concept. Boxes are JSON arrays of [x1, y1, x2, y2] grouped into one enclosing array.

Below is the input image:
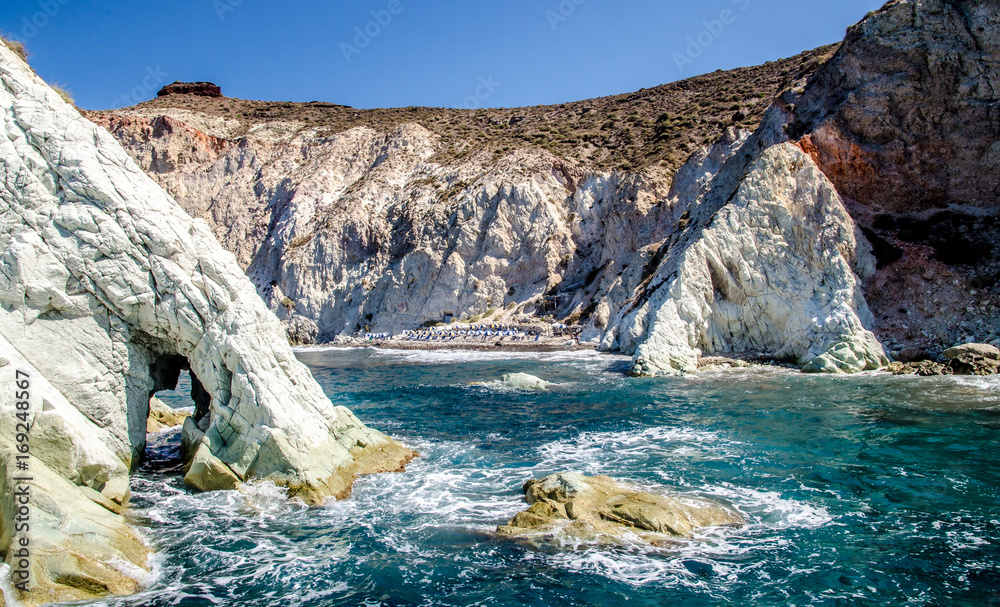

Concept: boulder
[[948, 354, 1000, 376], [146, 396, 190, 432], [942, 343, 1000, 361], [0, 39, 415, 605], [501, 373, 553, 390], [889, 355, 999, 377], [498, 472, 744, 545]]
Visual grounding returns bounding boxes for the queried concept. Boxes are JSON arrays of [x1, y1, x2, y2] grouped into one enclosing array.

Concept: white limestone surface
[[0, 40, 413, 605]]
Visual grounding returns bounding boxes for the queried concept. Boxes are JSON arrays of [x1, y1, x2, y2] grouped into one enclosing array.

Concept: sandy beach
[[309, 336, 596, 353]]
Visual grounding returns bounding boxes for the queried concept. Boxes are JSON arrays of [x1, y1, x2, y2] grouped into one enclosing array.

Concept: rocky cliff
[[0, 40, 413, 605], [92, 0, 998, 373], [600, 125, 888, 375], [791, 0, 1000, 352]]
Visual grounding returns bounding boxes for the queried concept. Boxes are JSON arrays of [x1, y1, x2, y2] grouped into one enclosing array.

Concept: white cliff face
[[93, 110, 670, 342], [96, 100, 888, 375], [0, 336, 147, 605], [0, 42, 413, 605], [92, 2, 1000, 372], [600, 132, 888, 375]]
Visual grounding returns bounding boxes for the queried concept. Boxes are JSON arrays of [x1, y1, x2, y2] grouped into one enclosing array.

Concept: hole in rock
[[144, 355, 210, 475]]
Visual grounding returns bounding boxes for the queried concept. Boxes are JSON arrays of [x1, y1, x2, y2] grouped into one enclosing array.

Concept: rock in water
[[889, 343, 1000, 376], [498, 472, 744, 544], [501, 373, 553, 390], [0, 42, 414, 605], [146, 396, 191, 432], [942, 344, 1000, 361]]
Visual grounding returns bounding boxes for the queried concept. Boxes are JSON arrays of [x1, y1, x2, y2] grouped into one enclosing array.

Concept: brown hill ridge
[[112, 45, 838, 175]]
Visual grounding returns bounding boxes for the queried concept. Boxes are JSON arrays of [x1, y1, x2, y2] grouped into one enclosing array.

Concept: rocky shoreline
[[298, 341, 1000, 377], [0, 41, 415, 605], [887, 343, 1000, 377]]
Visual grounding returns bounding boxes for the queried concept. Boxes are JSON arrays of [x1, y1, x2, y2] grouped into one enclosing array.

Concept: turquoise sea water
[[102, 348, 999, 606]]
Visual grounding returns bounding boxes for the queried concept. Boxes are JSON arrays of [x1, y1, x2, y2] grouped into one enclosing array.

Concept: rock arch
[[0, 41, 414, 606]]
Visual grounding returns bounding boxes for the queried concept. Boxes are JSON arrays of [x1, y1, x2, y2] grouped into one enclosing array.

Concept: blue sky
[[2, 0, 886, 111]]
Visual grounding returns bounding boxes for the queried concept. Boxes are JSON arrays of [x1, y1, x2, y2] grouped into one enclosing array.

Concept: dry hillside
[[115, 45, 839, 175]]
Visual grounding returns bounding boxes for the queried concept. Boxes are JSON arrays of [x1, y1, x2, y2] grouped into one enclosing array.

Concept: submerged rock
[[501, 373, 553, 390], [0, 42, 414, 605], [470, 373, 554, 390], [497, 472, 743, 545]]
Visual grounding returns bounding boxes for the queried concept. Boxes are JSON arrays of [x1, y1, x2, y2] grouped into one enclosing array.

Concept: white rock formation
[[0, 334, 147, 605], [146, 396, 190, 432], [95, 94, 889, 376], [600, 120, 889, 375], [0, 41, 413, 605], [92, 110, 668, 343], [500, 373, 553, 390]]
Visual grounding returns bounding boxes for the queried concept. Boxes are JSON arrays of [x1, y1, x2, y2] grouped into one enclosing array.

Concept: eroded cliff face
[[94, 101, 889, 373], [794, 0, 999, 214], [89, 111, 671, 345], [0, 41, 413, 605], [790, 0, 1000, 351], [599, 120, 887, 375], [93, 0, 999, 374]]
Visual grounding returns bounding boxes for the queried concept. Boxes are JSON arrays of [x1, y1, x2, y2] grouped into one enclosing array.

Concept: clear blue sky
[[2, 0, 886, 111]]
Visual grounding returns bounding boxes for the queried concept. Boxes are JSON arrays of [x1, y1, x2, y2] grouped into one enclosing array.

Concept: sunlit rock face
[[94, 106, 888, 375], [791, 0, 1000, 353], [599, 122, 887, 375], [0, 40, 413, 605]]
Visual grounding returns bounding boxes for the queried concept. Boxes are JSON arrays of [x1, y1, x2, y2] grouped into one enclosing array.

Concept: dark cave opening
[[143, 354, 213, 473]]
